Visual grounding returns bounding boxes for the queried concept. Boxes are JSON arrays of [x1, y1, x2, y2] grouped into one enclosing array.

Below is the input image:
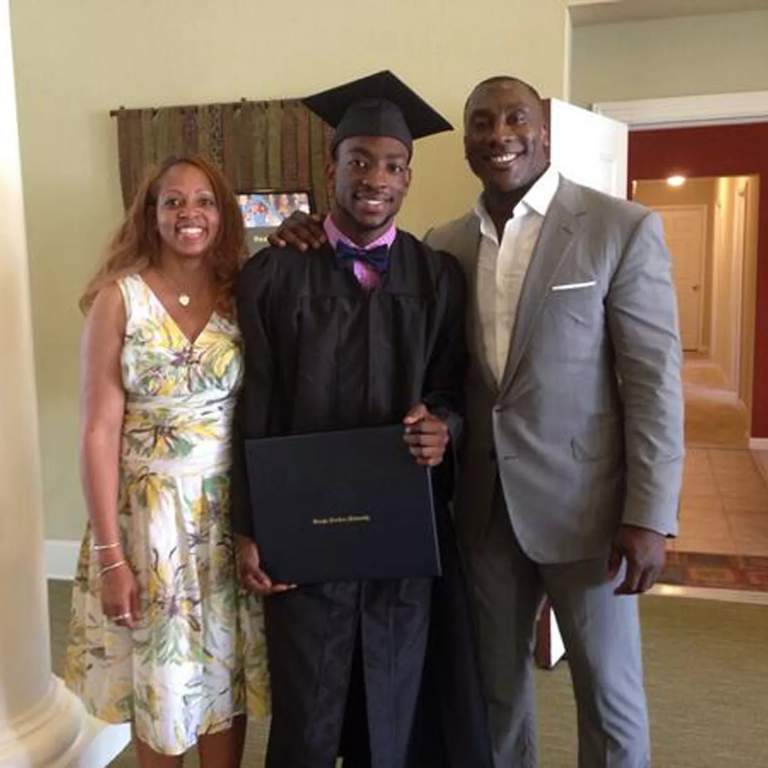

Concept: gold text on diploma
[[312, 515, 372, 526]]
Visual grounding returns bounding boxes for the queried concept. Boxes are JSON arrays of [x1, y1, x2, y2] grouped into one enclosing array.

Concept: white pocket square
[[551, 280, 597, 292]]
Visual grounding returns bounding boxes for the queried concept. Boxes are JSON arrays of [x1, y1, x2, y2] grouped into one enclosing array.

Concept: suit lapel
[[499, 179, 586, 395], [455, 216, 499, 394]]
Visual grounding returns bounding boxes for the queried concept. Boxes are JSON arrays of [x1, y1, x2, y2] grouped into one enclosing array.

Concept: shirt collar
[[521, 163, 559, 217], [323, 215, 397, 251], [474, 164, 560, 241]]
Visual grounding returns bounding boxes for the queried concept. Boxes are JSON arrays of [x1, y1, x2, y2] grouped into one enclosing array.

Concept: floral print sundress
[[65, 273, 269, 755]]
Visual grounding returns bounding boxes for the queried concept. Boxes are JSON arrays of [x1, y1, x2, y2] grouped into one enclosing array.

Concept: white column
[[0, 3, 129, 765]]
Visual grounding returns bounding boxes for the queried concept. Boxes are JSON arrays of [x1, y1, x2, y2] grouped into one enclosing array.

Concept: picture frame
[[236, 189, 314, 255]]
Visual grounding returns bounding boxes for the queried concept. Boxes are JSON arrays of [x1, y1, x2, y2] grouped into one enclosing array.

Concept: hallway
[[675, 353, 768, 557]]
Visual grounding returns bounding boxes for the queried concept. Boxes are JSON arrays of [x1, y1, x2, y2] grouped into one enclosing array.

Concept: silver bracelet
[[99, 559, 128, 577], [92, 541, 122, 552]]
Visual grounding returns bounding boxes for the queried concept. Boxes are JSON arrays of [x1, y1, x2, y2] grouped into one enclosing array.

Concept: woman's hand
[[235, 534, 296, 596], [100, 558, 140, 629]]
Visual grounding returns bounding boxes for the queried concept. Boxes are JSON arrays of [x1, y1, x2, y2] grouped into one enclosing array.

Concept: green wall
[[571, 10, 768, 107], [10, 0, 568, 540]]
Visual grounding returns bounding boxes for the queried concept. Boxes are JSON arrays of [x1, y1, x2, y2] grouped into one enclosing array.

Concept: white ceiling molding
[[593, 91, 768, 129]]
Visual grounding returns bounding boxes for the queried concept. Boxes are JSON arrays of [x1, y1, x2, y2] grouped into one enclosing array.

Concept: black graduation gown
[[408, 502, 494, 768], [230, 232, 487, 768]]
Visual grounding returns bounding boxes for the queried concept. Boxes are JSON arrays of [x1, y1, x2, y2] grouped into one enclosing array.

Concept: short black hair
[[463, 76, 543, 125]]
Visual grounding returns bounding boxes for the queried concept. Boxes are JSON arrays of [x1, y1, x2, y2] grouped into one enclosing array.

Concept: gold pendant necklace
[[158, 270, 194, 308]]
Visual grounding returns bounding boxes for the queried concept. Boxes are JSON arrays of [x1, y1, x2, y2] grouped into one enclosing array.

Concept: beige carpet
[[683, 356, 749, 449], [48, 582, 768, 767]]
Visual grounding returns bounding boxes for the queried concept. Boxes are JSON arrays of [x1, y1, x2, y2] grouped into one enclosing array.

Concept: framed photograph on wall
[[237, 190, 314, 255]]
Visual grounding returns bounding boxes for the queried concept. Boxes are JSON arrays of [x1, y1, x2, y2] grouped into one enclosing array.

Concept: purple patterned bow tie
[[335, 241, 390, 273]]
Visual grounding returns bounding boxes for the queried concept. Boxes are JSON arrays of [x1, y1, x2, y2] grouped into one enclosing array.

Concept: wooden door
[[654, 205, 707, 351]]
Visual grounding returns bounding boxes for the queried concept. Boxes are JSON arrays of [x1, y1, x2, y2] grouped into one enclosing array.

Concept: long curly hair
[[79, 154, 246, 316]]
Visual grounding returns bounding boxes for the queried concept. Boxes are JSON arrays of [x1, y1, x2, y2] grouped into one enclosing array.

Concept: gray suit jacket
[[425, 176, 684, 563]]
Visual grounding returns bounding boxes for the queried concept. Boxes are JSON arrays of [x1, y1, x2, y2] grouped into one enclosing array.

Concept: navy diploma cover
[[244, 425, 441, 584]]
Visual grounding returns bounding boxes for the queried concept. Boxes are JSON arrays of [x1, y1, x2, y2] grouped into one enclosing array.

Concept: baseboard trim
[[650, 583, 768, 606], [749, 438, 768, 451], [66, 716, 131, 768], [46, 539, 80, 580]]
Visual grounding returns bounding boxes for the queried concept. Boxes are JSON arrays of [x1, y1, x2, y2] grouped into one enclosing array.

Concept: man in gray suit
[[270, 75, 684, 768], [423, 76, 683, 768]]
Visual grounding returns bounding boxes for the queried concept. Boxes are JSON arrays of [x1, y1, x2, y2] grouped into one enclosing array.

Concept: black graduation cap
[[303, 70, 453, 156]]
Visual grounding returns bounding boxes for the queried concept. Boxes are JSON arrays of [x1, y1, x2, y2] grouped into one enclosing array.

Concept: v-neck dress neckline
[[138, 272, 217, 346]]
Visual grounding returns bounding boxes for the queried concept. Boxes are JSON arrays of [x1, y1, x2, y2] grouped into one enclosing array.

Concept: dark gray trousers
[[466, 487, 650, 768]]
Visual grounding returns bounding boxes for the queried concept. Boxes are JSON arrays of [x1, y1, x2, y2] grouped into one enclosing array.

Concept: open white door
[[535, 100, 629, 670], [546, 98, 628, 199]]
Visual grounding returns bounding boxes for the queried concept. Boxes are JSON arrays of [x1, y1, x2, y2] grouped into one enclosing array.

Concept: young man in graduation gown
[[270, 75, 683, 768], [230, 72, 490, 768]]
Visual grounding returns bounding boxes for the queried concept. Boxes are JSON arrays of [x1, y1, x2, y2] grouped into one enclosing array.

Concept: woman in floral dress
[[65, 155, 268, 766]]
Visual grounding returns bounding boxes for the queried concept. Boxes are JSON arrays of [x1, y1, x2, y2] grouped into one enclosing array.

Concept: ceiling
[[568, 0, 768, 27]]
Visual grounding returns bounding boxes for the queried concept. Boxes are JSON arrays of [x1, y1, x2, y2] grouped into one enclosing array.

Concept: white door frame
[[593, 91, 768, 130], [592, 91, 766, 448], [730, 182, 748, 392]]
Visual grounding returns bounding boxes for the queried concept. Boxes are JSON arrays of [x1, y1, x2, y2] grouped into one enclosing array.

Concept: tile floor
[[676, 447, 768, 555], [674, 353, 768, 557]]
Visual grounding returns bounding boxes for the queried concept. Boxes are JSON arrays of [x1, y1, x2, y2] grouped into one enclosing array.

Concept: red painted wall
[[630, 124, 768, 439]]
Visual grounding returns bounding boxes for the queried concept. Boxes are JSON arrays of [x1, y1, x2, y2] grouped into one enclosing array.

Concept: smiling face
[[463, 78, 549, 199], [154, 162, 221, 260], [328, 135, 412, 245]]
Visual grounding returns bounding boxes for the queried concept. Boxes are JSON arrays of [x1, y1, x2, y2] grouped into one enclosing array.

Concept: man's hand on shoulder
[[267, 211, 327, 251], [403, 403, 450, 467], [608, 524, 667, 595]]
